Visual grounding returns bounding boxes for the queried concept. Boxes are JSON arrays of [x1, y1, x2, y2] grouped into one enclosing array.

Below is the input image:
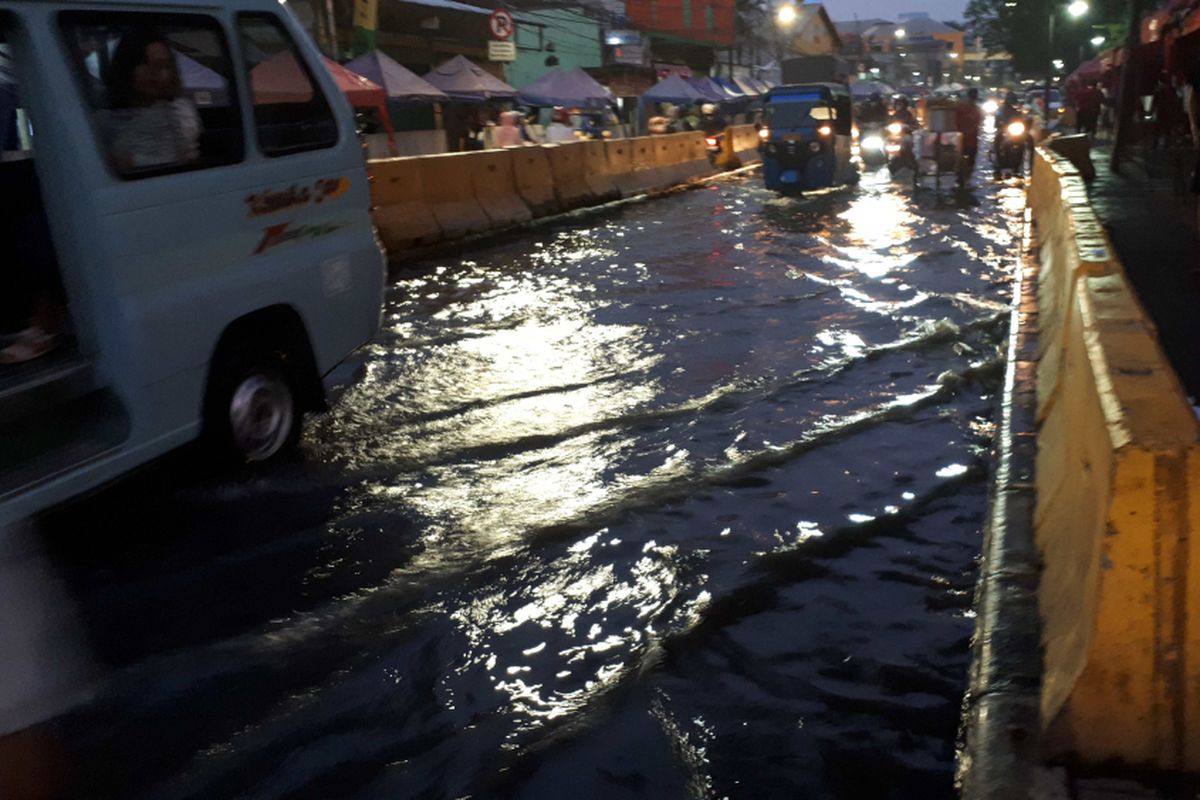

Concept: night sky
[[824, 0, 970, 24]]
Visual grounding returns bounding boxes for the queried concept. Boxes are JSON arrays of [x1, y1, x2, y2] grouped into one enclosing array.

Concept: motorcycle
[[885, 121, 916, 175], [704, 132, 724, 165], [857, 122, 888, 168], [993, 116, 1029, 179]]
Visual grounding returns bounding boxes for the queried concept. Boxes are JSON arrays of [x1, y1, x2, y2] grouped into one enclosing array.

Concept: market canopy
[[175, 52, 229, 107], [344, 50, 448, 103], [713, 77, 745, 98], [518, 67, 612, 108], [423, 54, 517, 101], [251, 51, 387, 107], [642, 74, 707, 104], [850, 80, 894, 98]]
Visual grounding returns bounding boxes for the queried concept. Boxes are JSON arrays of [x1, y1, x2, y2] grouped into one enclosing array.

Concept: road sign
[[488, 40, 516, 61], [489, 8, 513, 40]]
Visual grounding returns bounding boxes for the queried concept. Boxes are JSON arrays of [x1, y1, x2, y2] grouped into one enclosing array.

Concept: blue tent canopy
[[345, 51, 447, 103], [713, 77, 745, 98], [642, 74, 706, 104], [518, 68, 612, 108], [423, 55, 516, 102], [686, 77, 727, 102]]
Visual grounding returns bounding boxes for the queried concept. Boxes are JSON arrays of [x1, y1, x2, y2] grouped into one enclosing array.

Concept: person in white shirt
[[544, 106, 577, 143]]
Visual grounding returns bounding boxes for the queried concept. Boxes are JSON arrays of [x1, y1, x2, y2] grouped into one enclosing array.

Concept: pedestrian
[[1186, 58, 1200, 194], [519, 110, 542, 143], [1076, 81, 1102, 139], [1150, 75, 1182, 150], [544, 107, 576, 143], [955, 87, 983, 187], [494, 110, 522, 148]]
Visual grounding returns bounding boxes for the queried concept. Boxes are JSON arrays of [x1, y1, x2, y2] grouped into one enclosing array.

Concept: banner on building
[[351, 0, 378, 56]]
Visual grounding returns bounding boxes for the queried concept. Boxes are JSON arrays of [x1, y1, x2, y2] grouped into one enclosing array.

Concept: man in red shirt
[[955, 88, 983, 187]]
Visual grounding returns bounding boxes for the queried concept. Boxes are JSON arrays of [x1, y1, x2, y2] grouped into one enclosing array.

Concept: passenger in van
[[99, 29, 201, 173]]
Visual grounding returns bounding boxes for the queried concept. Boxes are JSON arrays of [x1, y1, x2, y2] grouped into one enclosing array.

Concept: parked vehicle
[[759, 83, 858, 194], [0, 0, 385, 524]]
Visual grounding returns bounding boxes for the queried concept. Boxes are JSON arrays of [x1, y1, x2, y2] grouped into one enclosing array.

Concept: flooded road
[[44, 165, 1025, 799]]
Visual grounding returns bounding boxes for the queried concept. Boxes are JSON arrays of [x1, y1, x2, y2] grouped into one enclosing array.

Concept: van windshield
[[766, 100, 834, 128]]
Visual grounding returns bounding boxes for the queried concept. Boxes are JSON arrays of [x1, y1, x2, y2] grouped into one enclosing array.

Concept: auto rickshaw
[[759, 83, 858, 194]]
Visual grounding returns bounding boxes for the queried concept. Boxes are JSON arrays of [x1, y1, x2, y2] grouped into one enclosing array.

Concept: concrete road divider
[[414, 153, 491, 241], [467, 149, 532, 229], [677, 132, 715, 180], [580, 139, 620, 203], [605, 139, 639, 196], [653, 135, 688, 186], [730, 124, 762, 164], [1030, 145, 1200, 771], [1046, 133, 1096, 181], [509, 146, 560, 217], [545, 142, 595, 210], [368, 156, 441, 252], [628, 136, 668, 195]]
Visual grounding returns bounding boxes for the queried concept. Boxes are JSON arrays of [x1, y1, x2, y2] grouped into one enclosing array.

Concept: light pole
[[1044, 0, 1088, 121]]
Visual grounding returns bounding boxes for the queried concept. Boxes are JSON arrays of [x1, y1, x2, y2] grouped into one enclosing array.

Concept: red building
[[624, 0, 735, 45]]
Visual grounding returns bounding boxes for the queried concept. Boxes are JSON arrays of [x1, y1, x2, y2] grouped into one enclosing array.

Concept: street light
[[895, 27, 906, 39], [1044, 0, 1088, 116], [776, 4, 797, 26], [1052, 58, 1065, 69], [1090, 34, 1105, 46]]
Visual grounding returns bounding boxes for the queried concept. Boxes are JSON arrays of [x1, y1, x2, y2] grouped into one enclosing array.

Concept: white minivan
[[0, 0, 384, 524]]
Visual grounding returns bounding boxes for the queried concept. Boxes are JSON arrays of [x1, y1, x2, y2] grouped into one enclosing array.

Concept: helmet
[[895, 96, 909, 109], [701, 103, 717, 115], [870, 92, 882, 102], [1005, 91, 1019, 105], [552, 106, 570, 124]]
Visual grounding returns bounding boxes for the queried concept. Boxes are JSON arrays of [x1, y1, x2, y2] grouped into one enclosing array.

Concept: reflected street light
[[776, 4, 797, 26]]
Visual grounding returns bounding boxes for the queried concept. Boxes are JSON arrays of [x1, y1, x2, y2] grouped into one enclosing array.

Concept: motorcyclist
[[858, 92, 888, 125], [700, 102, 727, 135], [890, 96, 919, 129], [995, 91, 1023, 128], [955, 87, 983, 186]]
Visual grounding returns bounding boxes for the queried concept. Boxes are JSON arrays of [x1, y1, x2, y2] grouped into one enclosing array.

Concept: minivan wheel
[[206, 349, 302, 464], [229, 368, 295, 462]]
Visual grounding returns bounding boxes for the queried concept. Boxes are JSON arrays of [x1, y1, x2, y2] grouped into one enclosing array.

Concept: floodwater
[[43, 163, 1026, 799]]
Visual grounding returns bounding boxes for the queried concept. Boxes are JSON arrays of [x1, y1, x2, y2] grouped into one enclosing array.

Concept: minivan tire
[[204, 345, 302, 464]]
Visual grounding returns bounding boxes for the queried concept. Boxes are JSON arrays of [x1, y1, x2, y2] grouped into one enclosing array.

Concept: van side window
[[59, 12, 243, 179], [237, 14, 337, 157]]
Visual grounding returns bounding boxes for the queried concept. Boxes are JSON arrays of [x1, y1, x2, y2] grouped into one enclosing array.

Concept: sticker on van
[[245, 176, 350, 217]]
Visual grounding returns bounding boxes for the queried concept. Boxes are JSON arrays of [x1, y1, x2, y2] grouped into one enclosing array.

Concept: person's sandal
[[0, 327, 55, 365]]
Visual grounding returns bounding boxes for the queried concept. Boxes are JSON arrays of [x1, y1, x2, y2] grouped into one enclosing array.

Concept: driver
[[891, 96, 919, 129], [700, 103, 727, 135], [858, 92, 888, 125], [995, 91, 1023, 127]]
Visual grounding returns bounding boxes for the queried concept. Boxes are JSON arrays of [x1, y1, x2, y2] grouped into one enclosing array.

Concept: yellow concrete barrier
[[677, 132, 716, 180], [1046, 133, 1096, 181], [414, 153, 491, 240], [580, 139, 620, 203], [1030, 145, 1200, 770], [653, 133, 689, 185], [544, 142, 595, 211], [368, 156, 442, 252], [605, 139, 639, 197], [729, 124, 761, 164], [628, 136, 669, 194], [466, 149, 532, 229], [509, 146, 560, 217]]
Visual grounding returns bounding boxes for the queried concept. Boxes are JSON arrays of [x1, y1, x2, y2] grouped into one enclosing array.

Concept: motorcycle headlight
[[1006, 120, 1027, 137], [861, 135, 884, 151], [817, 125, 832, 137], [982, 99, 999, 115], [758, 127, 770, 141], [705, 137, 718, 146], [887, 122, 903, 135]]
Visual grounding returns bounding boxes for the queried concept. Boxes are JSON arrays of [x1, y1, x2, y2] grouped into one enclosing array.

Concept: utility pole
[[1110, 0, 1146, 172]]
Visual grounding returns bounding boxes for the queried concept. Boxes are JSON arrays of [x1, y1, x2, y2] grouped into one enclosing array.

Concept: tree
[[966, 0, 1128, 76]]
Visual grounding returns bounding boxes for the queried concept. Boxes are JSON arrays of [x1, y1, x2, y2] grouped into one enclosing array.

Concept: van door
[[0, 11, 129, 515]]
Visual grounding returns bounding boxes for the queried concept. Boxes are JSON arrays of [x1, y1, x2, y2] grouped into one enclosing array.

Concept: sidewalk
[[1087, 144, 1200, 401]]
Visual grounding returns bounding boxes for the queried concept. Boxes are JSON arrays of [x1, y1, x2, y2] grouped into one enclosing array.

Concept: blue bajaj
[[759, 84, 858, 194]]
